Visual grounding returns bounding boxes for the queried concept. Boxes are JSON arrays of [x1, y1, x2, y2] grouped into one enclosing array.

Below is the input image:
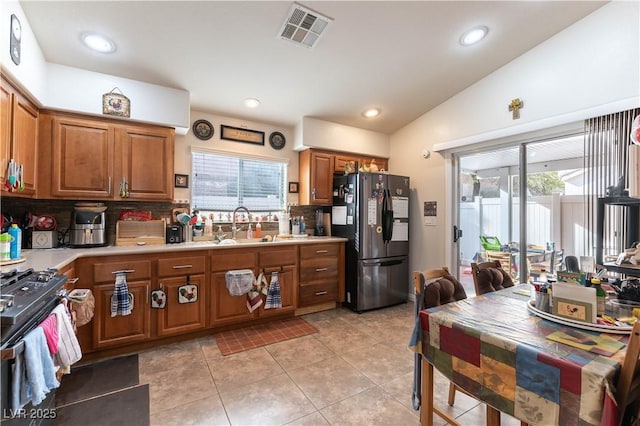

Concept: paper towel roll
[[279, 213, 290, 235], [323, 213, 331, 236]]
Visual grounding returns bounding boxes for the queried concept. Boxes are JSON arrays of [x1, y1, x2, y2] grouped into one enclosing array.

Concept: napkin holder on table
[[552, 282, 597, 323]]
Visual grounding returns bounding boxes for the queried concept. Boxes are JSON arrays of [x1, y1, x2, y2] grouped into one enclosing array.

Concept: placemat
[[546, 329, 626, 356]]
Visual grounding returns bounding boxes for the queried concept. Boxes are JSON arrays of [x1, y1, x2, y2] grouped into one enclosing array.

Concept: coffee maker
[[69, 204, 107, 247]]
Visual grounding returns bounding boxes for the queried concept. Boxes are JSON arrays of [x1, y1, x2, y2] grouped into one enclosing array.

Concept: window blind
[[584, 108, 639, 256], [191, 151, 287, 212]]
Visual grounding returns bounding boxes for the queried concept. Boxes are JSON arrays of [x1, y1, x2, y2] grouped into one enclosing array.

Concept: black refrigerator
[[332, 172, 410, 312]]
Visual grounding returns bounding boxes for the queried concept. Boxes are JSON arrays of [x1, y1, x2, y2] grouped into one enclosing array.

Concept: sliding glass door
[[455, 133, 586, 293]]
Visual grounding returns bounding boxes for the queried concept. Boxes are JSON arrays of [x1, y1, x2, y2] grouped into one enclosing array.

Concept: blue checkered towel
[[111, 272, 132, 317], [264, 272, 282, 309]]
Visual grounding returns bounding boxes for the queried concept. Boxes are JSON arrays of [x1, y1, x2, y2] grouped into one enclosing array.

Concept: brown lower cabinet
[[74, 241, 343, 357], [93, 280, 151, 349], [156, 274, 206, 336], [209, 246, 296, 327]]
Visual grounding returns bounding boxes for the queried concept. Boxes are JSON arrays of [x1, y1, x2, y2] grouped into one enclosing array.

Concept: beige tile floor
[[139, 303, 522, 426]]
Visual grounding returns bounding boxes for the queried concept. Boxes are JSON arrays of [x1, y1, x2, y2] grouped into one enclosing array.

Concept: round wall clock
[[192, 119, 214, 140], [269, 132, 286, 150]]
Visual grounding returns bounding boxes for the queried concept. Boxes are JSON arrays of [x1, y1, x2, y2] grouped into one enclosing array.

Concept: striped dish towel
[[111, 272, 132, 317], [264, 272, 282, 309]]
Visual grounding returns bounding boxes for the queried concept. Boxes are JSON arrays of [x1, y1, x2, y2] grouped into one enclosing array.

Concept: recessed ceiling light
[[459, 26, 488, 46], [81, 32, 116, 53], [362, 108, 381, 118], [244, 98, 261, 108]]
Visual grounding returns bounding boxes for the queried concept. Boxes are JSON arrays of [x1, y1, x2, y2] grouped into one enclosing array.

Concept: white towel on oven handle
[[52, 303, 82, 369]]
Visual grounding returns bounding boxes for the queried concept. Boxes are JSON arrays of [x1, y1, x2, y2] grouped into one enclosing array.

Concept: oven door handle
[[1, 340, 24, 360]]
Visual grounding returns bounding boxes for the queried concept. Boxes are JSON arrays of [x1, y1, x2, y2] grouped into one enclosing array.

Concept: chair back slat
[[617, 321, 640, 425]]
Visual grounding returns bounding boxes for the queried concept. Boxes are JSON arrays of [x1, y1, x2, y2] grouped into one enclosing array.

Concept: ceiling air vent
[[278, 3, 332, 48]]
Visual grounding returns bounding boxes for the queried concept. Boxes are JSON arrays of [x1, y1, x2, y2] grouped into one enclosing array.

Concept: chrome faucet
[[232, 206, 251, 239]]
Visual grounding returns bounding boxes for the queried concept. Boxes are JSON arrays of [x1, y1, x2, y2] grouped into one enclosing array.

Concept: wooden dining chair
[[616, 321, 640, 425], [485, 250, 516, 278], [413, 267, 472, 424], [471, 260, 515, 296]]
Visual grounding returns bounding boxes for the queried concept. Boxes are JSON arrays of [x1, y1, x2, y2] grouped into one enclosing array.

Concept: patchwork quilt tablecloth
[[414, 287, 628, 426]]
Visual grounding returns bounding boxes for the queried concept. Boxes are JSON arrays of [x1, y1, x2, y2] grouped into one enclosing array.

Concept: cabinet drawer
[[211, 251, 257, 272], [300, 257, 338, 281], [299, 281, 338, 307], [260, 246, 297, 267], [158, 256, 205, 276], [93, 260, 151, 283], [300, 243, 339, 259]]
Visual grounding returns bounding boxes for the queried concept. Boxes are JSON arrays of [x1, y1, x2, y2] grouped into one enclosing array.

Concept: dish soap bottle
[[255, 220, 262, 238], [246, 224, 253, 239], [8, 224, 21, 259]]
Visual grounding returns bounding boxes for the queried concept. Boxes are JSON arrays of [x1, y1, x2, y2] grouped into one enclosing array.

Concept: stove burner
[[0, 269, 67, 328], [36, 268, 58, 282]]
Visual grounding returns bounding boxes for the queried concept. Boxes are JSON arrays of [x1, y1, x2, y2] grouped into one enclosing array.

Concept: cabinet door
[[0, 84, 10, 186], [306, 151, 333, 205], [119, 125, 174, 200], [1, 80, 38, 197], [210, 271, 256, 327], [334, 154, 360, 173], [156, 274, 206, 336], [11, 92, 38, 195], [52, 117, 115, 198], [93, 280, 151, 349], [259, 265, 296, 317]]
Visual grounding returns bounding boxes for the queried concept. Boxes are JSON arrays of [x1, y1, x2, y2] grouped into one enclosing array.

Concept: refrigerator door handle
[[362, 258, 404, 267], [382, 189, 394, 243]]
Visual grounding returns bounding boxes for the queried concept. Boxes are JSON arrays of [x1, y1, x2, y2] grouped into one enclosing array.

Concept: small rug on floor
[[214, 317, 319, 356], [55, 384, 149, 426], [55, 354, 139, 406]]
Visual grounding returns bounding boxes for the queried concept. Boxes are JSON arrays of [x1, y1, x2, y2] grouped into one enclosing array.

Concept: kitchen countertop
[[0, 236, 348, 273]]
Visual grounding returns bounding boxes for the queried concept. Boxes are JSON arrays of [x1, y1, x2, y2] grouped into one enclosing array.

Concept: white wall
[[45, 63, 190, 133], [0, 1, 190, 134], [390, 1, 640, 279], [294, 116, 390, 158], [0, 1, 47, 100], [174, 110, 297, 205]]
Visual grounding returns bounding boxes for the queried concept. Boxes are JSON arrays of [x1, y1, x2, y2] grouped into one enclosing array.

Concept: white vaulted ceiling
[[20, 1, 606, 135]]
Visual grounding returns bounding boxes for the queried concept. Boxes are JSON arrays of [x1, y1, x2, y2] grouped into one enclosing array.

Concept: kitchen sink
[[218, 239, 239, 245]]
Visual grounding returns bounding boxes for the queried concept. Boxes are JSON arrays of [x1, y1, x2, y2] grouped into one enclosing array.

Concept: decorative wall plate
[[269, 131, 286, 150], [192, 119, 214, 140]]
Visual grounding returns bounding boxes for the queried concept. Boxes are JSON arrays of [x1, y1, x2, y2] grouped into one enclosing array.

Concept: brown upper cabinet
[[1, 76, 38, 197], [39, 111, 174, 201], [299, 148, 388, 206]]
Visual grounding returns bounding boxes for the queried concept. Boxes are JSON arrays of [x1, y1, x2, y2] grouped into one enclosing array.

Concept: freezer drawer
[[349, 256, 408, 312]]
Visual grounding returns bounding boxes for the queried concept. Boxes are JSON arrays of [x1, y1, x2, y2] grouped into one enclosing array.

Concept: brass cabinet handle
[[316, 250, 328, 254]]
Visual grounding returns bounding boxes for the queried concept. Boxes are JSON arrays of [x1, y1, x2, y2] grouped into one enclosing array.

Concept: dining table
[[410, 284, 630, 426]]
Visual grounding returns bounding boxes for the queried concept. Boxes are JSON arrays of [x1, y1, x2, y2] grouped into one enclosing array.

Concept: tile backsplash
[[1, 197, 330, 246]]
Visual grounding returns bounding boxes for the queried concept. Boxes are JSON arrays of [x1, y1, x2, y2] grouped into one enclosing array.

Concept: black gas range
[[1, 268, 68, 348], [1, 268, 67, 426]]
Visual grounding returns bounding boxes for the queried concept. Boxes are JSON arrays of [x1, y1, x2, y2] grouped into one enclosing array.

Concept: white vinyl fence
[[460, 195, 588, 264]]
